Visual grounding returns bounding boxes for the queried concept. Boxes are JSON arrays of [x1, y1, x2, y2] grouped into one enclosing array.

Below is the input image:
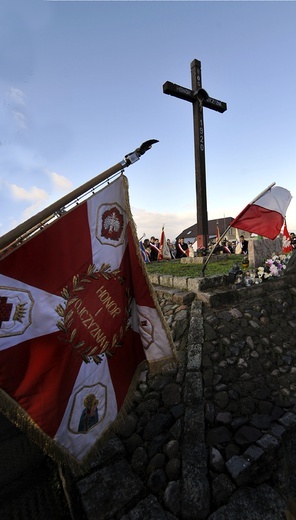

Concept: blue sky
[[1, 0, 296, 243]]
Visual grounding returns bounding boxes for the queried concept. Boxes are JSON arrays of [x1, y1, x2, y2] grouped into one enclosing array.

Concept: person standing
[[175, 238, 188, 258], [149, 236, 160, 261], [239, 235, 248, 255]]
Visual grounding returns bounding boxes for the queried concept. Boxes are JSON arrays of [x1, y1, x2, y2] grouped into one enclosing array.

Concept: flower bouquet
[[256, 253, 292, 280]]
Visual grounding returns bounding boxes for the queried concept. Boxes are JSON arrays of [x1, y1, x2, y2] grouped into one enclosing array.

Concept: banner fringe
[[122, 175, 177, 366], [0, 354, 176, 476], [0, 174, 177, 476]]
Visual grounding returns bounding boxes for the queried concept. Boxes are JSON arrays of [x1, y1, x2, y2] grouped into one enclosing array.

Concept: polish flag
[[231, 185, 292, 240], [0, 175, 174, 470]]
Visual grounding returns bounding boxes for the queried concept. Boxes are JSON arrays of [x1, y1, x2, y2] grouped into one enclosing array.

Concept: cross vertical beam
[[163, 59, 227, 250], [191, 60, 208, 249]]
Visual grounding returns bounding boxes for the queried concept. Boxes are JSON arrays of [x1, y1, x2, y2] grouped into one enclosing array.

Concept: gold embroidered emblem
[[56, 264, 131, 363], [0, 287, 33, 339], [96, 202, 126, 246]]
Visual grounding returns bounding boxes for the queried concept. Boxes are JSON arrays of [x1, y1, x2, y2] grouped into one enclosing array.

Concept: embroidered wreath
[[56, 264, 131, 364]]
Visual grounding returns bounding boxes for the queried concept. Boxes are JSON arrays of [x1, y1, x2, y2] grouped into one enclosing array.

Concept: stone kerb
[[180, 255, 226, 265], [148, 274, 227, 297], [149, 271, 296, 309]]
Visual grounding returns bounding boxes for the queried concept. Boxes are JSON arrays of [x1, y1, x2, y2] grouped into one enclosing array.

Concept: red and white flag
[[158, 226, 171, 261], [0, 175, 175, 470], [282, 221, 293, 253], [231, 185, 292, 240]]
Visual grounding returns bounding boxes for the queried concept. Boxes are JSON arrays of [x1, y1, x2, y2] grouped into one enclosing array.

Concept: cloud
[[49, 171, 73, 192], [7, 183, 49, 225], [12, 110, 27, 129], [9, 184, 48, 203], [131, 207, 196, 242], [8, 87, 25, 105]]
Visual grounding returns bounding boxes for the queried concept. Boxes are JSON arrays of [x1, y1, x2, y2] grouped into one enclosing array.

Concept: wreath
[[56, 264, 131, 364]]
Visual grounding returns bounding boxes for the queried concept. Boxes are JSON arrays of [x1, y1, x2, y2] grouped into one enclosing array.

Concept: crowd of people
[[141, 236, 175, 262], [140, 234, 250, 263], [227, 235, 248, 255], [139, 231, 296, 264]]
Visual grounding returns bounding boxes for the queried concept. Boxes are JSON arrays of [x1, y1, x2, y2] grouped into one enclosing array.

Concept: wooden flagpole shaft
[[201, 225, 231, 277], [0, 140, 158, 252], [0, 161, 124, 252]]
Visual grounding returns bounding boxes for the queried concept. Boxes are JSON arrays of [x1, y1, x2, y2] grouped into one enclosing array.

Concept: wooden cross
[[163, 59, 227, 249]]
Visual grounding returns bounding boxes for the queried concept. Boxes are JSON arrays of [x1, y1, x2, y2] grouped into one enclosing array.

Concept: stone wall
[[64, 272, 296, 519], [2, 273, 296, 519], [202, 274, 296, 515]]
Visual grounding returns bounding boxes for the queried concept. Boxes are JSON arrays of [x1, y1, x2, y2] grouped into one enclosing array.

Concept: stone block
[[181, 257, 204, 264], [243, 445, 264, 462], [182, 466, 210, 520], [248, 237, 282, 268], [256, 434, 280, 451], [148, 273, 160, 285], [187, 277, 202, 293], [172, 277, 188, 291], [159, 274, 174, 287], [78, 459, 143, 520], [226, 455, 251, 486], [121, 494, 168, 520], [278, 412, 296, 428], [208, 484, 286, 519], [90, 437, 126, 470], [182, 407, 206, 464], [187, 342, 202, 372], [183, 372, 203, 407]]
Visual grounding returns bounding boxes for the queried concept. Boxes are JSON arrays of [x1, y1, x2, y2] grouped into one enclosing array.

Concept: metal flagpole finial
[[0, 140, 159, 256], [124, 140, 159, 165]]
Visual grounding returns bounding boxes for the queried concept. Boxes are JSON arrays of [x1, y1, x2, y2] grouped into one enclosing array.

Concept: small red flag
[[158, 226, 171, 260], [282, 221, 293, 253]]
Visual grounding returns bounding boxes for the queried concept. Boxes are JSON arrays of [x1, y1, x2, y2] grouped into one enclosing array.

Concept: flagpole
[[0, 140, 158, 253], [201, 182, 276, 277], [201, 225, 230, 277]]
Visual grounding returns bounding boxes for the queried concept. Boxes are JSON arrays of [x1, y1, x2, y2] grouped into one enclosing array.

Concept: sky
[[1, 0, 296, 245]]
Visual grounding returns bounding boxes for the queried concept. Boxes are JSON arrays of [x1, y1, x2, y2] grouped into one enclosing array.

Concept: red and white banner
[[282, 221, 293, 253], [0, 175, 174, 469], [231, 185, 292, 240], [158, 226, 171, 260]]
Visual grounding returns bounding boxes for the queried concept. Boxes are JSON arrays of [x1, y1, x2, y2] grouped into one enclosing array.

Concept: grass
[[145, 255, 246, 278]]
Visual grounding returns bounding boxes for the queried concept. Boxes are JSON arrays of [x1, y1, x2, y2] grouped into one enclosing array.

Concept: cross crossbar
[[163, 59, 227, 249]]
